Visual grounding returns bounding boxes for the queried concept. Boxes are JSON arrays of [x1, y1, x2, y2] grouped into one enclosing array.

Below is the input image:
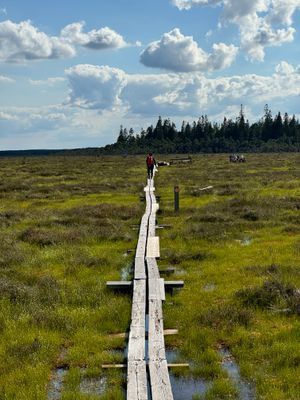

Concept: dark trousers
[[147, 165, 154, 178]]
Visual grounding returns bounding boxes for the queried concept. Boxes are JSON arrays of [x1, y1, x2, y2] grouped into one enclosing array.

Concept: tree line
[[100, 105, 300, 154]]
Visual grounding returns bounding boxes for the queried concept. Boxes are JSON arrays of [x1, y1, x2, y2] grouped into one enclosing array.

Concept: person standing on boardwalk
[[146, 152, 157, 179]]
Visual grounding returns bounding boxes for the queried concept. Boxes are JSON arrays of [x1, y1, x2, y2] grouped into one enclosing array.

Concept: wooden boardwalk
[[127, 177, 174, 400]]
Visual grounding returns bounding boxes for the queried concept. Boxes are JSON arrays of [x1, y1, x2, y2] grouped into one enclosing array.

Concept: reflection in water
[[166, 348, 255, 400], [219, 348, 255, 400], [121, 263, 132, 280], [166, 349, 209, 400], [48, 368, 67, 400], [80, 375, 107, 396]]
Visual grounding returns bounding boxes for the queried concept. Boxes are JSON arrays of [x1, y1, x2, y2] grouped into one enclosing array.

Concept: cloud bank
[[2, 61, 299, 149], [65, 62, 300, 117]]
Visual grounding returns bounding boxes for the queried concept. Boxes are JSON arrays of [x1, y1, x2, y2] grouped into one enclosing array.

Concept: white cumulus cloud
[[172, 0, 300, 61], [269, 0, 300, 25], [0, 75, 14, 83], [240, 14, 295, 61], [0, 20, 75, 62], [275, 60, 295, 74], [64, 63, 300, 118], [172, 0, 221, 10], [65, 64, 127, 110], [140, 28, 238, 72], [0, 20, 130, 63], [60, 22, 127, 49]]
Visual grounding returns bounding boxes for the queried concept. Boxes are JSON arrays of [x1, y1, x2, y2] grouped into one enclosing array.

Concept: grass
[[0, 153, 299, 399], [0, 155, 144, 400], [157, 153, 300, 399]]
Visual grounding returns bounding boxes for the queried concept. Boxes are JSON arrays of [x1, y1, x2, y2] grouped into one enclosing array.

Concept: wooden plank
[[102, 364, 126, 368], [110, 329, 178, 339], [152, 203, 159, 213], [127, 174, 174, 399], [128, 325, 146, 361], [148, 278, 165, 301], [107, 280, 183, 291], [168, 363, 189, 368], [159, 278, 165, 301], [127, 361, 148, 400], [148, 300, 165, 356], [136, 236, 147, 258], [148, 214, 156, 235], [146, 258, 160, 279], [134, 257, 146, 280], [163, 329, 178, 336], [149, 359, 173, 400], [131, 280, 146, 327], [144, 186, 155, 192], [164, 281, 184, 289], [106, 281, 132, 290], [147, 237, 160, 258]]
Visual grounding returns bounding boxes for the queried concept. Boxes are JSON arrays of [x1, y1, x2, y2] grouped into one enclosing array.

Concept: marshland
[[0, 153, 299, 400]]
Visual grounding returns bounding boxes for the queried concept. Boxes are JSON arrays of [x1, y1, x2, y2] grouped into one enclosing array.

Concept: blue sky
[[0, 0, 300, 149]]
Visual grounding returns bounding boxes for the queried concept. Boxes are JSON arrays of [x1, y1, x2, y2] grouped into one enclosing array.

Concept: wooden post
[[174, 186, 180, 212]]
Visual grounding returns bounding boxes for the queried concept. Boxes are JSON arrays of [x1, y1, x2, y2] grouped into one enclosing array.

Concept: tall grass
[[0, 153, 299, 399]]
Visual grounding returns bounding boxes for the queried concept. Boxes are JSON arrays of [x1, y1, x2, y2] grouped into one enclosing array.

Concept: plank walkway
[[126, 176, 174, 400]]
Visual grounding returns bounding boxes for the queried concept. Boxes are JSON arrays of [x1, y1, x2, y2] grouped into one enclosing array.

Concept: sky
[[0, 0, 300, 150]]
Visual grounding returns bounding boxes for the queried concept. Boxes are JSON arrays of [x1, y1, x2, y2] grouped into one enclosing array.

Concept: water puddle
[[121, 263, 132, 280], [80, 375, 107, 396], [219, 348, 255, 400], [47, 367, 67, 400], [166, 349, 209, 400], [165, 348, 255, 400]]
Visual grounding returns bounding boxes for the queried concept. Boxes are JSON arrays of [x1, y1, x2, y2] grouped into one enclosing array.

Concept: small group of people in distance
[[229, 154, 246, 163]]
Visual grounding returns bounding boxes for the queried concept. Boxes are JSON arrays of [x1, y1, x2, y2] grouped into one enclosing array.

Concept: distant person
[[146, 152, 157, 179]]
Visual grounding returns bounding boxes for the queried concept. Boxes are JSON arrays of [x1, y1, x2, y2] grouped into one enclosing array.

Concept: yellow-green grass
[[0, 153, 299, 399], [157, 153, 300, 399]]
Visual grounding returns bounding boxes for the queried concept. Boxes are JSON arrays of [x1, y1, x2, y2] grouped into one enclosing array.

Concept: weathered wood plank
[[164, 281, 184, 289], [136, 236, 147, 258], [148, 299, 165, 356], [127, 174, 174, 399], [159, 278, 165, 301], [107, 279, 183, 291], [102, 364, 126, 368], [128, 325, 146, 361], [148, 214, 157, 237], [110, 329, 178, 339], [147, 236, 160, 258], [152, 203, 159, 213], [106, 281, 132, 290], [146, 257, 160, 279], [134, 257, 146, 280], [127, 361, 148, 400], [148, 278, 165, 301], [149, 360, 173, 400], [131, 280, 146, 327]]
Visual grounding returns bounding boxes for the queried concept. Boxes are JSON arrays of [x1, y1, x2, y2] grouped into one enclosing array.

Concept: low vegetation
[[0, 153, 299, 399]]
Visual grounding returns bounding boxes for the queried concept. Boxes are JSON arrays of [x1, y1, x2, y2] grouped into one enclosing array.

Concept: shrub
[[198, 304, 253, 329], [236, 279, 300, 314]]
